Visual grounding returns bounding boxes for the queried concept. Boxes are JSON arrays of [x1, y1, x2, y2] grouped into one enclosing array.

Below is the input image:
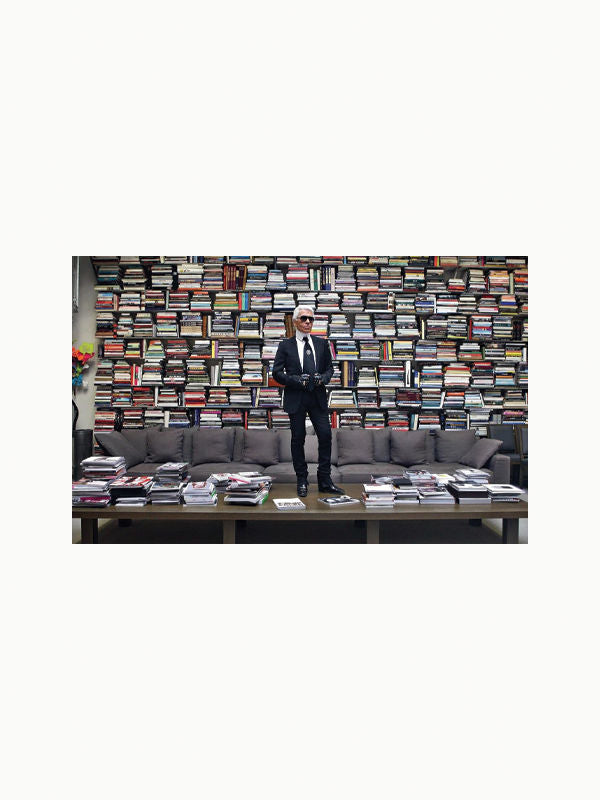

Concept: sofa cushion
[[146, 428, 184, 463], [417, 461, 492, 478], [434, 430, 477, 462], [125, 463, 162, 476], [331, 428, 339, 465], [181, 428, 193, 463], [188, 462, 262, 481], [264, 463, 343, 483], [337, 462, 396, 483], [192, 428, 234, 465], [120, 429, 148, 460], [390, 430, 428, 466], [95, 430, 144, 468], [337, 429, 374, 466], [372, 428, 391, 462], [241, 429, 280, 466], [424, 430, 435, 461], [460, 438, 502, 469], [232, 426, 245, 461]]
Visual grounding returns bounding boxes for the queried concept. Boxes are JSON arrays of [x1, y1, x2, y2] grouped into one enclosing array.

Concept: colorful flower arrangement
[[73, 343, 94, 388]]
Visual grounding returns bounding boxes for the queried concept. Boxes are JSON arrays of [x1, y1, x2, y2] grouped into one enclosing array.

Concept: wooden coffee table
[[73, 483, 527, 544]]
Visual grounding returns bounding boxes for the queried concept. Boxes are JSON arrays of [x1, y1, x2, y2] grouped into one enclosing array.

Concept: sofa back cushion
[[434, 430, 477, 462], [120, 429, 148, 460], [232, 426, 245, 461], [424, 430, 435, 461], [372, 428, 391, 462], [390, 430, 428, 466], [460, 438, 502, 469], [241, 429, 280, 466], [95, 430, 144, 468], [192, 428, 234, 465], [331, 428, 339, 465], [146, 429, 185, 463], [337, 429, 374, 466]]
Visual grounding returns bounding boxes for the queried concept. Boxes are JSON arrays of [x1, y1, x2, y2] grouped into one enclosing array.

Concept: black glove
[[290, 374, 310, 389], [313, 373, 323, 387]]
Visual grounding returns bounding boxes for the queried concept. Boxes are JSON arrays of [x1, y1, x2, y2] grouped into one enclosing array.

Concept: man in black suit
[[273, 305, 343, 497]]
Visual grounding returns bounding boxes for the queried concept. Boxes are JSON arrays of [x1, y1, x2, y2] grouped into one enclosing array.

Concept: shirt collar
[[296, 331, 312, 344]]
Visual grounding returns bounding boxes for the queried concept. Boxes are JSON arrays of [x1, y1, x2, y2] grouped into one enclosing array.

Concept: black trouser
[[288, 391, 332, 482]]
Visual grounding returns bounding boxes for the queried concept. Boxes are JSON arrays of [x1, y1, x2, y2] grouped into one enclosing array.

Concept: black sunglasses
[[299, 315, 314, 322]]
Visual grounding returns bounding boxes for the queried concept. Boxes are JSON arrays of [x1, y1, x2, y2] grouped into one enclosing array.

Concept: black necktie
[[302, 336, 316, 375]]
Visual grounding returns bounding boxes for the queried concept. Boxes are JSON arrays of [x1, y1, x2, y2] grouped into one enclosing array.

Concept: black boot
[[317, 477, 344, 494]]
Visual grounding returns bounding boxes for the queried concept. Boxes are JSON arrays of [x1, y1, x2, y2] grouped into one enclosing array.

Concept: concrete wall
[[71, 256, 98, 431]]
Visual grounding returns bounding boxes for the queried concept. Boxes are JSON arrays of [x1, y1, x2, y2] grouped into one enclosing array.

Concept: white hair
[[292, 305, 315, 321]]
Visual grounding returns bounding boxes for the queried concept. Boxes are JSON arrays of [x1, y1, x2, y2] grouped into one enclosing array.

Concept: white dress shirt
[[295, 332, 316, 372]]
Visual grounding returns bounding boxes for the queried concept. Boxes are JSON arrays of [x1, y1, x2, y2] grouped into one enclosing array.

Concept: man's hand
[[290, 374, 310, 389], [313, 373, 323, 387]]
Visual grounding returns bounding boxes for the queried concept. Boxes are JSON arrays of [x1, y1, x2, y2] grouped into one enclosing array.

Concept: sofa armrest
[[489, 453, 510, 484]]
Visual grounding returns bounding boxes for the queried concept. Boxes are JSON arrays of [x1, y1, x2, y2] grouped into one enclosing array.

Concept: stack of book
[[182, 480, 217, 505], [453, 467, 489, 484], [81, 455, 127, 481], [223, 473, 272, 505], [447, 481, 491, 504], [109, 475, 153, 506], [418, 486, 455, 504], [487, 484, 525, 502], [149, 478, 186, 504], [72, 478, 112, 507], [404, 469, 437, 489], [361, 484, 395, 507], [156, 462, 190, 482], [392, 486, 420, 504]]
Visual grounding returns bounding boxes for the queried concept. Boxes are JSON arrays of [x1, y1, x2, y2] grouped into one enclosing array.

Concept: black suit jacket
[[273, 335, 333, 413]]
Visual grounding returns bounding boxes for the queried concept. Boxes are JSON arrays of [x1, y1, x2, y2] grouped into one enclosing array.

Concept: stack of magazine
[[487, 484, 525, 502], [361, 484, 395, 507], [453, 467, 489, 485], [72, 478, 112, 507], [149, 478, 187, 504], [182, 480, 217, 505], [417, 486, 455, 504], [156, 462, 189, 481], [81, 455, 127, 481], [109, 475, 153, 506], [447, 481, 491, 504], [223, 473, 273, 505]]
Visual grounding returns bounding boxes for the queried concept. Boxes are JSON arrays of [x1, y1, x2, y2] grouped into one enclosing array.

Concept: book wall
[[90, 256, 528, 449]]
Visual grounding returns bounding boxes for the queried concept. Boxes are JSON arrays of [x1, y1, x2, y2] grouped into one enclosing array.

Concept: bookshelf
[[90, 256, 528, 445]]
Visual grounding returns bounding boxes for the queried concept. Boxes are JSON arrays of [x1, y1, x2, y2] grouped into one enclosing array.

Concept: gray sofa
[[96, 427, 510, 484]]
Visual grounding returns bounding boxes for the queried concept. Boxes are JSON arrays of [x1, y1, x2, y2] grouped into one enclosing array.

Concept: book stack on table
[[487, 484, 525, 502], [446, 481, 491, 504], [223, 473, 273, 505], [361, 484, 395, 507], [182, 480, 217, 506], [110, 475, 153, 506], [72, 479, 112, 507]]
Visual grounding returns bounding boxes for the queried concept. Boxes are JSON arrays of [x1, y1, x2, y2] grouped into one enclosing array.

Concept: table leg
[[502, 518, 519, 544], [81, 518, 98, 544], [366, 520, 379, 544], [223, 520, 236, 544]]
